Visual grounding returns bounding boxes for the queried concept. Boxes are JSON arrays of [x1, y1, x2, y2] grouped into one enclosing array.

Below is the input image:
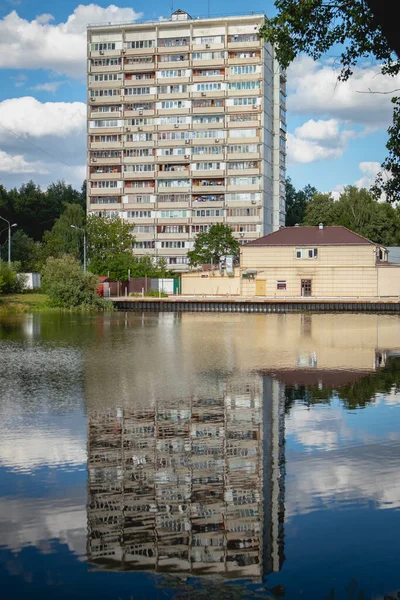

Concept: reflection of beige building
[[181, 226, 400, 297], [87, 376, 285, 579]]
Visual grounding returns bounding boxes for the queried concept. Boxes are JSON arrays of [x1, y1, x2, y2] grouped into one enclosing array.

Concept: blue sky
[[0, 0, 397, 194]]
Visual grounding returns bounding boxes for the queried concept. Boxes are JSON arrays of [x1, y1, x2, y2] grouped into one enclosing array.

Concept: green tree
[[42, 255, 109, 309], [187, 224, 240, 267], [260, 0, 400, 201], [86, 214, 135, 269], [41, 203, 86, 264], [7, 230, 41, 272], [303, 186, 400, 245], [0, 262, 25, 295], [285, 177, 318, 226]]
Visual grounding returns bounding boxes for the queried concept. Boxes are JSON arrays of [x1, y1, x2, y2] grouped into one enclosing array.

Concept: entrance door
[[256, 279, 266, 296], [301, 279, 312, 297]]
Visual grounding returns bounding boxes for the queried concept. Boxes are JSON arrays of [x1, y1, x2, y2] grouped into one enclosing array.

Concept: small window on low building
[[277, 280, 286, 290], [296, 248, 318, 259]]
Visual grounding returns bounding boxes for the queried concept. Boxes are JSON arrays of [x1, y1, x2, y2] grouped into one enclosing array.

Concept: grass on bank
[[0, 293, 52, 313]]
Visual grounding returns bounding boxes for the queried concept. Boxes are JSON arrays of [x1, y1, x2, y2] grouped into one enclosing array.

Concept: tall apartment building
[[87, 11, 287, 270]]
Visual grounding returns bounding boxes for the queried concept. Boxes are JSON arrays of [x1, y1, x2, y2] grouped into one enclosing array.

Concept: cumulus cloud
[[288, 55, 400, 127], [288, 119, 355, 164], [0, 150, 49, 174], [330, 161, 391, 199], [0, 4, 142, 78], [0, 97, 86, 188]]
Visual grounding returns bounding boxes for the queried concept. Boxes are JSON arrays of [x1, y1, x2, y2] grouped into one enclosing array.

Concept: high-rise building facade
[[87, 11, 286, 270]]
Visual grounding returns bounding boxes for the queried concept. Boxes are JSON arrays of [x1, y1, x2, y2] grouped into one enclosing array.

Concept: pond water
[[1, 312, 400, 600]]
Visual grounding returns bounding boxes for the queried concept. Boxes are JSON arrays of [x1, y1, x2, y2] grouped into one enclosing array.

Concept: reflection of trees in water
[[155, 574, 285, 599], [284, 357, 400, 413]]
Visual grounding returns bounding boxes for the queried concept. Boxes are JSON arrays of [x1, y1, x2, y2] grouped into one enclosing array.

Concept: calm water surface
[[1, 312, 400, 600]]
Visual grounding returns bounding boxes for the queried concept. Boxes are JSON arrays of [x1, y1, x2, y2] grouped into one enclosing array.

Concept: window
[[194, 82, 222, 92], [160, 100, 185, 109], [192, 51, 224, 60], [126, 39, 154, 49], [192, 145, 223, 155], [161, 241, 186, 248], [167, 256, 189, 264], [158, 37, 189, 47], [91, 135, 120, 143], [134, 241, 155, 249], [192, 115, 224, 124], [91, 180, 120, 188], [125, 72, 154, 81], [124, 164, 154, 172], [126, 117, 154, 126], [159, 53, 189, 62], [91, 150, 121, 159], [229, 112, 258, 122], [157, 147, 185, 156], [226, 192, 261, 202], [158, 224, 189, 232], [193, 69, 224, 77], [90, 73, 122, 82], [91, 58, 121, 67], [158, 179, 190, 188], [158, 115, 188, 125], [232, 97, 258, 106], [125, 148, 153, 157], [90, 119, 121, 128], [92, 166, 121, 174], [193, 178, 224, 187], [159, 69, 188, 78], [229, 50, 260, 59], [230, 65, 258, 75], [228, 81, 261, 90], [193, 99, 224, 108], [228, 161, 258, 170], [126, 210, 152, 218], [193, 36, 223, 45], [126, 180, 155, 188], [125, 56, 154, 65], [126, 195, 152, 203], [125, 102, 154, 111], [90, 88, 121, 97], [90, 196, 120, 204], [192, 194, 223, 202], [195, 208, 223, 217], [92, 105, 122, 113], [124, 86, 152, 96], [158, 131, 191, 140], [296, 248, 318, 259], [134, 225, 154, 233], [192, 225, 210, 233], [91, 42, 116, 51], [227, 34, 259, 43], [195, 162, 222, 170], [159, 84, 187, 94], [127, 133, 152, 142], [157, 194, 190, 203], [228, 208, 257, 217], [229, 176, 260, 185], [231, 223, 258, 232], [160, 210, 188, 218], [229, 128, 257, 139], [193, 130, 225, 139]]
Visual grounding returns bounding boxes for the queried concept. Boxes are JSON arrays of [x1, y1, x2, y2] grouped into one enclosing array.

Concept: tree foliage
[[285, 177, 317, 226], [0, 180, 85, 241], [90, 253, 171, 281], [41, 203, 86, 264], [303, 186, 400, 245], [0, 262, 25, 295], [41, 255, 109, 309], [6, 230, 41, 272], [187, 224, 240, 266], [260, 0, 400, 201], [85, 214, 135, 267]]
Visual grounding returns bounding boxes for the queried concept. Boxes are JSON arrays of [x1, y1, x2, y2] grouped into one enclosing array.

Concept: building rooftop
[[245, 226, 377, 247], [87, 11, 265, 29]]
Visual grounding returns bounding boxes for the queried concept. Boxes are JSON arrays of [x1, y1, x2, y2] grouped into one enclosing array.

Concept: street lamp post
[[71, 225, 87, 272], [0, 217, 17, 265]]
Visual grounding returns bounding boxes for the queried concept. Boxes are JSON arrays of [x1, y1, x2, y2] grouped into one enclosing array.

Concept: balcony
[[157, 122, 190, 132], [192, 43, 224, 52], [157, 107, 190, 116], [192, 182, 226, 193], [90, 171, 122, 180], [227, 183, 261, 192], [123, 171, 156, 180], [89, 186, 123, 195], [156, 75, 190, 85], [191, 58, 225, 68], [89, 80, 123, 89], [125, 123, 155, 133], [191, 89, 225, 99], [227, 215, 260, 223], [124, 184, 156, 195], [226, 151, 260, 161], [157, 185, 191, 194], [89, 49, 120, 58], [157, 168, 190, 178], [90, 141, 123, 150], [89, 110, 122, 120], [227, 40, 262, 51], [88, 126, 123, 135], [227, 168, 260, 176], [157, 154, 190, 163], [158, 91, 188, 100], [124, 140, 154, 148], [157, 231, 190, 239], [90, 156, 122, 165], [192, 74, 224, 83], [157, 60, 189, 69], [227, 56, 261, 66], [157, 44, 190, 54], [192, 121, 225, 130], [157, 137, 190, 147], [89, 201, 121, 210], [90, 64, 122, 73], [124, 108, 155, 118], [89, 95, 122, 105], [123, 61, 155, 72], [121, 93, 156, 103], [123, 47, 156, 57], [192, 169, 225, 178], [192, 105, 224, 114], [123, 155, 155, 164]]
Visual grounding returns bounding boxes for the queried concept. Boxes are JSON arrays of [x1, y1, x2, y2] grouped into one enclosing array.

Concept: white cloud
[[0, 4, 142, 78], [288, 119, 355, 164], [288, 55, 400, 127], [0, 150, 49, 174], [30, 81, 65, 93], [330, 161, 391, 199], [0, 96, 86, 188]]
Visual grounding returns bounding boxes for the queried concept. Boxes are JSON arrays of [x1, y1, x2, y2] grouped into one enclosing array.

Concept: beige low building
[[182, 225, 400, 298]]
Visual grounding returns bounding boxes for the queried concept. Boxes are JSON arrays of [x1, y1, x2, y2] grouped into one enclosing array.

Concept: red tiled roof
[[245, 226, 377, 247]]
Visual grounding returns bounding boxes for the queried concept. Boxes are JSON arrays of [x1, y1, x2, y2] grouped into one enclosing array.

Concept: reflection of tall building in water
[[87, 376, 285, 580]]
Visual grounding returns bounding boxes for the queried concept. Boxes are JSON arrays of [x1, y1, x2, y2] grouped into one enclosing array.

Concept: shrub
[[0, 262, 26, 294], [42, 255, 112, 309]]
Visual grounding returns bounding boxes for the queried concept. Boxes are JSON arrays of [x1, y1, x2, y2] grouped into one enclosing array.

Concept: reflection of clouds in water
[[286, 398, 400, 518], [286, 403, 355, 451], [0, 497, 86, 558], [382, 388, 400, 406], [0, 343, 86, 471], [0, 429, 86, 472]]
